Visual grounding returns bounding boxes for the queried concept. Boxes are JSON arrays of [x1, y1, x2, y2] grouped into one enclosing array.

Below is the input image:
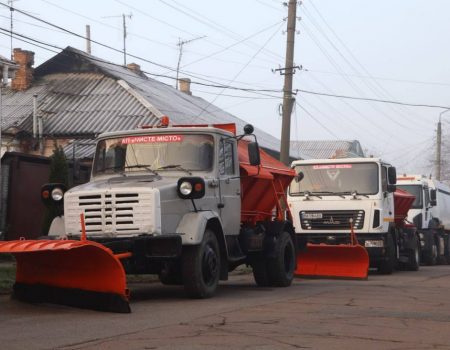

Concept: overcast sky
[[0, 0, 448, 175]]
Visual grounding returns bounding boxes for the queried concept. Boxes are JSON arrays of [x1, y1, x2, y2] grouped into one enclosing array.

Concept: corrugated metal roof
[[63, 139, 97, 159], [2, 73, 159, 136], [290, 140, 365, 159]]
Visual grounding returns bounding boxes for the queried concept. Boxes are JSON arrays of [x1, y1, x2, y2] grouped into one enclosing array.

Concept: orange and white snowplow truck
[[0, 121, 300, 312], [288, 158, 421, 275], [397, 175, 450, 265]]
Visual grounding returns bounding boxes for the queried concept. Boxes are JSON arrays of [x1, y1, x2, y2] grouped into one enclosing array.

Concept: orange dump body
[[394, 189, 415, 227], [238, 140, 295, 225]]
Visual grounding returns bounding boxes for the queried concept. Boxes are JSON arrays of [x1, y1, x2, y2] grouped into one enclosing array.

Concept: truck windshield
[[290, 162, 379, 196], [397, 185, 422, 209], [93, 134, 214, 176]]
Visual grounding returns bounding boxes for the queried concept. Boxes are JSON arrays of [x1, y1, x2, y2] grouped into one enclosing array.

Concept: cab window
[[219, 140, 235, 175]]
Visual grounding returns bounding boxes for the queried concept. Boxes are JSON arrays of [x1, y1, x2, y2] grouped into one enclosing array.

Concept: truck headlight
[[51, 188, 64, 201], [177, 177, 205, 199], [365, 240, 384, 248], [179, 181, 193, 196]]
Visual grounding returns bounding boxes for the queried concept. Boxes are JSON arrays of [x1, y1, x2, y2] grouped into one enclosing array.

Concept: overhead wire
[[304, 2, 428, 126]]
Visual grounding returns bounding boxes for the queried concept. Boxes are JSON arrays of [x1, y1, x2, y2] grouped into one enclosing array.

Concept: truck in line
[[397, 175, 450, 265], [0, 121, 301, 312], [288, 157, 420, 274]]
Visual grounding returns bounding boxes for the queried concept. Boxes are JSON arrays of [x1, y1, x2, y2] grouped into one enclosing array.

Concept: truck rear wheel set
[[251, 231, 296, 288]]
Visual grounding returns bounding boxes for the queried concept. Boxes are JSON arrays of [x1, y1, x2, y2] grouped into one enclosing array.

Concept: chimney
[[12, 48, 34, 91], [127, 63, 142, 75], [179, 78, 192, 95]]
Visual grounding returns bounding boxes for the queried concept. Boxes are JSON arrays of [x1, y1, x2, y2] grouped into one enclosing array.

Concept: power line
[[294, 88, 450, 110]]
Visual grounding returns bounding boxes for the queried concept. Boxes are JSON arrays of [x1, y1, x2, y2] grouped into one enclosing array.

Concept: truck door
[[423, 186, 430, 223], [381, 166, 394, 228], [218, 139, 241, 236]]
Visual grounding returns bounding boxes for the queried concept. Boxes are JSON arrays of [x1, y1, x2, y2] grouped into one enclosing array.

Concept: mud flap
[[0, 240, 130, 313], [295, 243, 369, 280]]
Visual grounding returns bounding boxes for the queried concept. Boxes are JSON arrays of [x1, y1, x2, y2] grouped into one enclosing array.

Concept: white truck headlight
[[365, 240, 384, 248], [179, 181, 193, 196], [51, 188, 64, 201]]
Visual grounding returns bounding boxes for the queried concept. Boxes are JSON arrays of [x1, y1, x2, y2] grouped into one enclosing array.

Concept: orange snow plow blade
[[296, 243, 369, 279], [295, 222, 369, 279], [0, 239, 131, 313]]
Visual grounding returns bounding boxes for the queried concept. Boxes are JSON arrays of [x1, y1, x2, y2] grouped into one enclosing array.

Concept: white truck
[[397, 175, 450, 265], [288, 157, 421, 274]]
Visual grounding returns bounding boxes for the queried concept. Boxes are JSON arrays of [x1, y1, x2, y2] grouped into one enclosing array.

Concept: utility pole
[[103, 13, 132, 66], [436, 109, 450, 180], [280, 0, 297, 165], [176, 36, 206, 89], [436, 119, 441, 181], [8, 0, 18, 60]]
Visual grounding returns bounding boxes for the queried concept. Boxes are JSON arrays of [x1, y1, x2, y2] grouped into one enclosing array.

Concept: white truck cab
[[397, 175, 450, 264], [288, 157, 418, 273]]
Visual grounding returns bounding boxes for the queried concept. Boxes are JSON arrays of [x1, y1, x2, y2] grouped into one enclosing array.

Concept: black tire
[[378, 233, 396, 274], [159, 262, 183, 285], [266, 231, 296, 287], [407, 238, 420, 271], [251, 256, 270, 287], [182, 229, 220, 298], [445, 236, 450, 264], [424, 239, 438, 266]]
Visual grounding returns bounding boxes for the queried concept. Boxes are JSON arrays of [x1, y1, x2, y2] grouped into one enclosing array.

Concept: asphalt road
[[1, 266, 450, 350]]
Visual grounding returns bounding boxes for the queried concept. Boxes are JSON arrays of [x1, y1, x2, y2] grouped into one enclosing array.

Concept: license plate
[[303, 213, 323, 219]]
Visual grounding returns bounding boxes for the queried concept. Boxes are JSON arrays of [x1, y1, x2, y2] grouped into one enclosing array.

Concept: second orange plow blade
[[296, 243, 369, 279], [0, 240, 130, 313]]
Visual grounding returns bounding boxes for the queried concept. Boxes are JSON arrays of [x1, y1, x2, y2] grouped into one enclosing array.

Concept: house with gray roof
[[0, 46, 284, 160]]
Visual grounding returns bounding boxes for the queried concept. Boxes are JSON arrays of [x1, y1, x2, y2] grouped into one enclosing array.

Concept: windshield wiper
[[123, 164, 159, 176], [311, 191, 346, 198], [156, 164, 192, 175]]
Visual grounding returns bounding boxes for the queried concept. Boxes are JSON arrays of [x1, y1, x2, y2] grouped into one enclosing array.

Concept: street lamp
[[436, 109, 450, 181]]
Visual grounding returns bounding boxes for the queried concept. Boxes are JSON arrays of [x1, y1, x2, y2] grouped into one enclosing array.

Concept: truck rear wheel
[[159, 262, 183, 285], [266, 231, 296, 287], [424, 239, 438, 265], [406, 237, 420, 271], [182, 229, 220, 298], [251, 257, 270, 287], [378, 234, 396, 274]]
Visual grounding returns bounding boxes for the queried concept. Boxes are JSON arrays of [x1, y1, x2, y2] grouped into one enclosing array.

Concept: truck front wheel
[[182, 229, 220, 298], [267, 231, 296, 287]]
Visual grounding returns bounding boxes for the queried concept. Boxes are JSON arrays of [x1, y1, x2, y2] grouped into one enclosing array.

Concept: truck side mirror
[[430, 189, 437, 206], [388, 167, 397, 184], [295, 171, 304, 183], [248, 142, 260, 166]]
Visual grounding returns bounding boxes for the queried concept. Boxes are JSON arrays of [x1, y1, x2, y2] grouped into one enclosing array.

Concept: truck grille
[[300, 210, 364, 230], [64, 189, 160, 236]]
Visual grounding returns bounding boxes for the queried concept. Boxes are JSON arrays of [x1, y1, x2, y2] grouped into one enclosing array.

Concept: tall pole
[[436, 119, 441, 181], [437, 109, 450, 180], [122, 14, 127, 66], [280, 0, 297, 165], [175, 36, 206, 89]]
